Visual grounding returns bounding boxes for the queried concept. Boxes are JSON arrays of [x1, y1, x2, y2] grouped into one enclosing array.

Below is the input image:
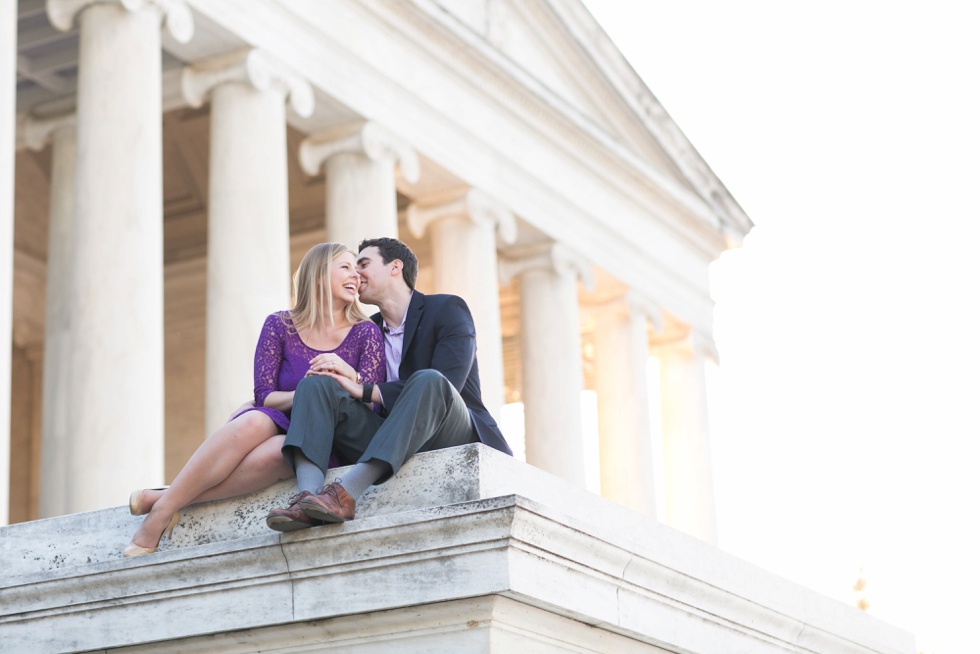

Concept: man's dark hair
[[358, 237, 419, 290]]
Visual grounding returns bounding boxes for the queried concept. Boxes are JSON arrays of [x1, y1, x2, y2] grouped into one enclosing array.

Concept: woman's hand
[[228, 399, 255, 421], [307, 353, 358, 382]]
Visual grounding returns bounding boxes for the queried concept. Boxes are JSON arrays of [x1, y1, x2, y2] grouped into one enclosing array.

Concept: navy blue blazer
[[372, 291, 512, 456]]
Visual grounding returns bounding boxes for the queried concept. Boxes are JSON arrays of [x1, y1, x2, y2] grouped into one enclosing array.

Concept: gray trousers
[[282, 369, 477, 479]]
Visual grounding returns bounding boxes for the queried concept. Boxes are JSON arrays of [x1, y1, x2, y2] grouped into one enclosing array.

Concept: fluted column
[[500, 244, 593, 487], [655, 333, 718, 544], [47, 0, 193, 513], [183, 49, 313, 433], [24, 112, 77, 518], [299, 121, 419, 249], [406, 190, 516, 419], [593, 292, 663, 518], [0, 1, 15, 525]]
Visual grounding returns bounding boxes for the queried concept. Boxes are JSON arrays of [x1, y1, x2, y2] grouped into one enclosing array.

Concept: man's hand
[[321, 371, 378, 404], [308, 353, 357, 382]]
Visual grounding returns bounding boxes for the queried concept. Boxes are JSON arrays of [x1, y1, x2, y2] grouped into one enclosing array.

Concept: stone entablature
[[1, 444, 913, 654]]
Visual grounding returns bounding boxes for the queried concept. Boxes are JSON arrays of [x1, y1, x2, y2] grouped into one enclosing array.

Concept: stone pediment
[[431, 0, 702, 197]]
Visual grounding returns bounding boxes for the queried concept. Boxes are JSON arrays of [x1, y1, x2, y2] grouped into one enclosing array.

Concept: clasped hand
[[306, 353, 356, 381], [305, 354, 364, 399]]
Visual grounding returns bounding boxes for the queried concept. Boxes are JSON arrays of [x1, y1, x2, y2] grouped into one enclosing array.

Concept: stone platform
[[0, 444, 914, 653]]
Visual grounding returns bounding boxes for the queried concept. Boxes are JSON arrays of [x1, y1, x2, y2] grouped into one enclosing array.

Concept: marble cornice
[[185, 0, 729, 254], [357, 0, 732, 253], [178, 0, 722, 337], [544, 0, 753, 241]]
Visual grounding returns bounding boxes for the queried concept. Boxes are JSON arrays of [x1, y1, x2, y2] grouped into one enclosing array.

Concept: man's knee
[[406, 369, 448, 389], [295, 374, 344, 398]]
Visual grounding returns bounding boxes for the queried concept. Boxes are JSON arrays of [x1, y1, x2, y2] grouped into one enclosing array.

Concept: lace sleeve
[[355, 322, 386, 384], [253, 313, 286, 406]]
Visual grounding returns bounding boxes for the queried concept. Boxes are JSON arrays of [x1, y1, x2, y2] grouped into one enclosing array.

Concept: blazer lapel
[[400, 291, 425, 370]]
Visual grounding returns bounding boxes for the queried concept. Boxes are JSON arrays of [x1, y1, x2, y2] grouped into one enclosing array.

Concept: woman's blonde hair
[[288, 242, 369, 333]]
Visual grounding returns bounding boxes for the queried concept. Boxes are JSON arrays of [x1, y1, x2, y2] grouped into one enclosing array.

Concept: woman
[[124, 243, 384, 556]]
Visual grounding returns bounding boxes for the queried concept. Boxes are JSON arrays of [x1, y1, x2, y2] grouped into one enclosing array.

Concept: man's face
[[356, 246, 396, 304]]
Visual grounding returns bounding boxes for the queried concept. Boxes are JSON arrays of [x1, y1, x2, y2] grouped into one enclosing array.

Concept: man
[[266, 237, 511, 530]]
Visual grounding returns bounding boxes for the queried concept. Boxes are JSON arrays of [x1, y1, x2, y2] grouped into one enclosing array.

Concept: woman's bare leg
[[187, 435, 292, 503], [135, 437, 294, 512], [129, 412, 278, 549]]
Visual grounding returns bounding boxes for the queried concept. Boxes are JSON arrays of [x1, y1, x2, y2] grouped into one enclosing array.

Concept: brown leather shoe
[[266, 491, 323, 531], [299, 481, 356, 523]]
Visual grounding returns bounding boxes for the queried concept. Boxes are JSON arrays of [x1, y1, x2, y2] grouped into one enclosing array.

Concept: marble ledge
[[0, 444, 915, 654]]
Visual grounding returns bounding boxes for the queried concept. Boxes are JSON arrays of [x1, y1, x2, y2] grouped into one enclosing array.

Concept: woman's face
[[329, 251, 360, 306]]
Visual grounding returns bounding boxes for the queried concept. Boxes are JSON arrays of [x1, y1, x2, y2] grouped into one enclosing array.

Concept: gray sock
[[338, 459, 390, 500], [294, 452, 324, 494]]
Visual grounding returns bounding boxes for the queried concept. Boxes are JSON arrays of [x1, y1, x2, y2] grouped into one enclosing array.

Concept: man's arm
[[378, 296, 476, 408], [423, 297, 477, 390]]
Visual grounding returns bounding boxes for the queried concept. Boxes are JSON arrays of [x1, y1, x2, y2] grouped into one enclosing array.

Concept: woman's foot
[[124, 511, 180, 557], [128, 487, 168, 516]]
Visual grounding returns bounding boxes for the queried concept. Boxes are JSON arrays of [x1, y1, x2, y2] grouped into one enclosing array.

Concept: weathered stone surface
[[0, 445, 914, 654]]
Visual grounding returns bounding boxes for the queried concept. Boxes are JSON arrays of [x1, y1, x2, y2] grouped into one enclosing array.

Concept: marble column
[[500, 244, 593, 487], [182, 49, 313, 434], [655, 333, 718, 544], [299, 121, 419, 249], [0, 1, 16, 525], [406, 190, 516, 419], [46, 0, 193, 513], [24, 112, 77, 518], [593, 292, 663, 519]]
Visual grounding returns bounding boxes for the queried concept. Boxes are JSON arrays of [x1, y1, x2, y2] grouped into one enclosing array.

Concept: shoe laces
[[287, 490, 312, 506], [314, 479, 345, 498]]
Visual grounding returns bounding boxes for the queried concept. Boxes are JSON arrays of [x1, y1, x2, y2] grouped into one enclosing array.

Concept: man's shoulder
[[419, 292, 467, 309], [418, 293, 472, 319], [419, 294, 475, 336]]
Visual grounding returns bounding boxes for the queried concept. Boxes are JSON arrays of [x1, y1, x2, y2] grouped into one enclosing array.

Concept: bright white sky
[[577, 2, 980, 652]]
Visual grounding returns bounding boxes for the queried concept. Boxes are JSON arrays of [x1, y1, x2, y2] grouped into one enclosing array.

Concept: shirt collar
[[382, 291, 413, 336]]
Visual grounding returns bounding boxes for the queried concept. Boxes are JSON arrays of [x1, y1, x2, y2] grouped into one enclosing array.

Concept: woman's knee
[[234, 410, 271, 430], [226, 411, 275, 440]]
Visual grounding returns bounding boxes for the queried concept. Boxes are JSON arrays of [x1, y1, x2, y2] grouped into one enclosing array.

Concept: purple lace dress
[[234, 312, 385, 435]]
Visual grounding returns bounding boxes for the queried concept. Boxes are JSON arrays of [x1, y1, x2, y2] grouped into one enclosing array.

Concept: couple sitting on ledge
[[125, 237, 512, 557]]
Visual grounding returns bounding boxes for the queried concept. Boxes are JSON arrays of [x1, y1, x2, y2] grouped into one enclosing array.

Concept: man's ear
[[390, 259, 402, 277]]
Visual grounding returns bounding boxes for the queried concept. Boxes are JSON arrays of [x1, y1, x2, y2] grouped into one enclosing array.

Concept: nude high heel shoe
[[123, 512, 181, 558], [128, 487, 169, 516]]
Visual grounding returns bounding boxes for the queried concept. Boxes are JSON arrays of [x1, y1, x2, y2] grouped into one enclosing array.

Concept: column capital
[[47, 0, 193, 43], [626, 290, 665, 333], [594, 291, 664, 332], [299, 121, 419, 183], [657, 330, 719, 364], [23, 110, 76, 152], [405, 188, 517, 243], [499, 242, 595, 290], [181, 48, 314, 117]]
